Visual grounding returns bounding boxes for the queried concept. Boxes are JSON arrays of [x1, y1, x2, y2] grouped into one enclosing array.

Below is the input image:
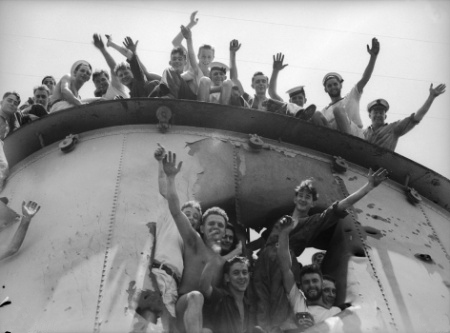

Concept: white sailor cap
[[210, 62, 229, 73], [322, 72, 344, 86], [367, 98, 389, 112], [286, 85, 305, 98]]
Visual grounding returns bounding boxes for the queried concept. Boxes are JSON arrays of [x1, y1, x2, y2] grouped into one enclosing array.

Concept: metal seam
[[93, 134, 127, 333], [232, 146, 242, 227], [334, 172, 398, 332], [418, 203, 450, 262]]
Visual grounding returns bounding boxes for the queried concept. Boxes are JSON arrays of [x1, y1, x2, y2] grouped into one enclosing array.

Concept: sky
[[0, 0, 449, 180]]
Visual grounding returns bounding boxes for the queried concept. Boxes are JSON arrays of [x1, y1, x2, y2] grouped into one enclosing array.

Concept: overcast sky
[[1, 0, 449, 178]]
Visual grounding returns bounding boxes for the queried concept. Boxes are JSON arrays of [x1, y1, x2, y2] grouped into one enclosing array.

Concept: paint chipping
[[370, 215, 390, 223], [424, 244, 431, 248], [348, 176, 358, 181], [354, 208, 363, 214], [367, 203, 375, 209], [428, 234, 439, 242], [64, 306, 72, 311]]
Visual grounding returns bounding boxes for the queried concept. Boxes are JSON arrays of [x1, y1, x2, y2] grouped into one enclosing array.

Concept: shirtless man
[[247, 72, 270, 111], [49, 60, 93, 113], [321, 38, 380, 137], [0, 201, 40, 261], [162, 150, 228, 333]]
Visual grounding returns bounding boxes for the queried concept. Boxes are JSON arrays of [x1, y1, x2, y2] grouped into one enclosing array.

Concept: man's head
[[251, 72, 269, 96], [323, 72, 343, 98], [311, 251, 326, 267], [169, 47, 187, 73], [367, 98, 389, 127], [42, 76, 56, 94], [115, 63, 134, 86], [223, 256, 250, 292], [181, 200, 202, 231], [200, 207, 228, 244], [197, 44, 215, 68], [1, 92, 21, 115], [322, 275, 337, 308], [92, 70, 111, 97], [299, 264, 323, 301], [71, 60, 92, 84], [293, 179, 318, 214], [287, 86, 307, 107], [221, 223, 236, 253], [209, 62, 228, 87], [33, 85, 50, 108]]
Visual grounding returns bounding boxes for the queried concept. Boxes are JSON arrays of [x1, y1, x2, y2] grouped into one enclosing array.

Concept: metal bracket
[[156, 106, 172, 133], [248, 134, 264, 150], [414, 253, 433, 263], [332, 156, 348, 173], [59, 134, 79, 153], [406, 187, 422, 205]]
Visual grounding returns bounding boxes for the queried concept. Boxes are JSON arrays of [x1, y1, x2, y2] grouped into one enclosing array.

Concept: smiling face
[[169, 52, 187, 73], [200, 213, 226, 243], [197, 48, 214, 68], [324, 78, 342, 98], [210, 68, 226, 86], [293, 188, 314, 215], [251, 74, 268, 95], [221, 228, 235, 252], [301, 273, 322, 301], [182, 206, 202, 230], [369, 106, 387, 127], [93, 73, 110, 95], [74, 64, 92, 83], [225, 262, 249, 292], [290, 93, 306, 107], [322, 279, 337, 307], [1, 93, 20, 115], [117, 69, 134, 86]]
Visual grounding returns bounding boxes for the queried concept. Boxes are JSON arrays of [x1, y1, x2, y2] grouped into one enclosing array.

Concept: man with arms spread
[[253, 168, 388, 331], [364, 83, 446, 151], [321, 38, 380, 137], [162, 150, 229, 333]]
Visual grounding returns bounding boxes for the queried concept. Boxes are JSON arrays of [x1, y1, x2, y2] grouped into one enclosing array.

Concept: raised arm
[[337, 168, 388, 212], [0, 201, 40, 261], [199, 255, 222, 298], [413, 83, 446, 122], [172, 11, 198, 48], [229, 39, 245, 94], [154, 143, 167, 198], [162, 151, 200, 246], [269, 53, 288, 102], [181, 25, 200, 76], [277, 216, 296, 293], [93, 34, 117, 72], [123, 36, 161, 82], [106, 34, 133, 60], [356, 38, 380, 93]]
